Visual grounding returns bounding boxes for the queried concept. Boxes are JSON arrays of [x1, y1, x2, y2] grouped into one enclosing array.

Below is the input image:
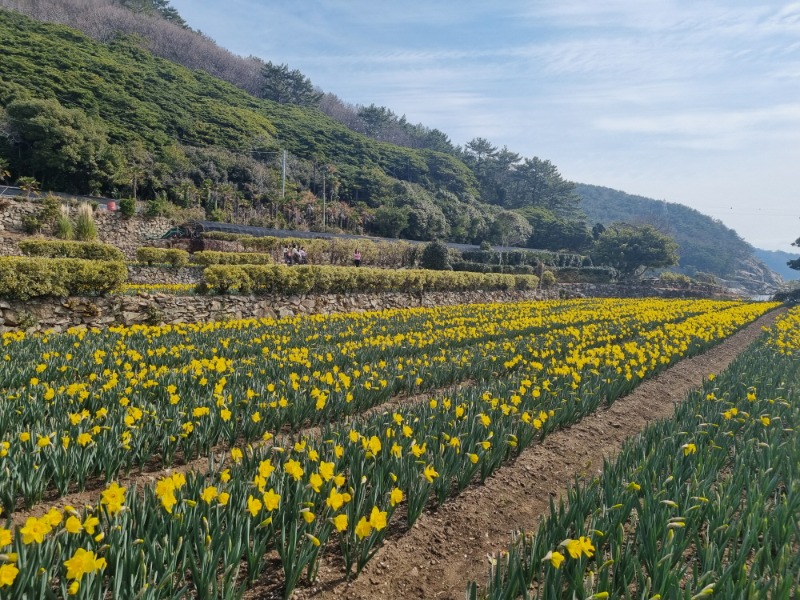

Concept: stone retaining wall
[[0, 289, 554, 333], [0, 282, 741, 334], [126, 265, 204, 285]]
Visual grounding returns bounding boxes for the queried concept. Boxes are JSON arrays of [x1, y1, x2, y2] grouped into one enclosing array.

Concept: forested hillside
[[0, 8, 488, 239], [576, 183, 753, 278], [0, 0, 458, 151], [0, 7, 584, 245]]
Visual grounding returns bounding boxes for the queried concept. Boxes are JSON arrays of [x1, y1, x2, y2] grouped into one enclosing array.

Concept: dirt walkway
[[295, 308, 782, 600]]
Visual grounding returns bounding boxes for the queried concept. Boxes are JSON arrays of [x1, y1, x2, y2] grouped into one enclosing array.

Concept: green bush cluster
[[0, 257, 127, 300], [512, 274, 539, 290], [658, 270, 693, 285], [190, 251, 272, 266], [420, 240, 450, 270], [119, 198, 137, 218], [18, 239, 125, 262], [136, 247, 190, 267], [202, 265, 539, 296]]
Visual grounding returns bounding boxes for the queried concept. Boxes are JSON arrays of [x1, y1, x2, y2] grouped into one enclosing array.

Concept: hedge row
[[0, 257, 128, 300], [136, 247, 190, 267], [18, 239, 125, 262], [202, 265, 539, 296], [462, 249, 588, 268], [190, 250, 272, 266], [203, 233, 420, 268], [552, 266, 617, 283], [452, 261, 537, 275]]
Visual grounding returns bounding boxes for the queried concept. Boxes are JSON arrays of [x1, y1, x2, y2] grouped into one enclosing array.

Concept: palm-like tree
[[16, 176, 40, 199]]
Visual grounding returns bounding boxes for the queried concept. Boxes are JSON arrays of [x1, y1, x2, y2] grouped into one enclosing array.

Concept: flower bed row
[[0, 300, 777, 598], [470, 306, 799, 600], [0, 299, 730, 509]]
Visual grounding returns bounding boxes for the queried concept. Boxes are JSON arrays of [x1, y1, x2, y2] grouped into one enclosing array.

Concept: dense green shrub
[[0, 257, 127, 300], [190, 251, 272, 266], [119, 198, 136, 218], [659, 270, 692, 285], [203, 265, 251, 294], [19, 239, 125, 262], [420, 240, 450, 270], [514, 274, 540, 290], [21, 214, 42, 234], [540, 270, 556, 287], [773, 287, 800, 303], [136, 247, 190, 267], [201, 265, 536, 296]]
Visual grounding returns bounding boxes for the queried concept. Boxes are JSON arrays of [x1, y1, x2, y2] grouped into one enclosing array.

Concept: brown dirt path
[[294, 307, 783, 600]]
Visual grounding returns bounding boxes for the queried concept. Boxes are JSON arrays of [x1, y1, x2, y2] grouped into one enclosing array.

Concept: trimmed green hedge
[[18, 239, 125, 262], [202, 265, 539, 296], [190, 251, 272, 266], [462, 249, 586, 268], [452, 261, 536, 275], [553, 266, 617, 283], [0, 257, 127, 300], [136, 247, 190, 268]]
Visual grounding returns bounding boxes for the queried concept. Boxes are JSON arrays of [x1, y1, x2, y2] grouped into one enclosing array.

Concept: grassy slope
[[0, 9, 477, 198]]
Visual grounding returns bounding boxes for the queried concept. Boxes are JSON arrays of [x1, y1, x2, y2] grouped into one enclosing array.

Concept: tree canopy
[[591, 223, 679, 278], [789, 237, 800, 271], [3, 97, 120, 193], [114, 0, 187, 27], [261, 61, 322, 107]]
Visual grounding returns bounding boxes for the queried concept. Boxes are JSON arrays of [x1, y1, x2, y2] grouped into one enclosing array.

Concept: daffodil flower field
[[0, 298, 781, 598], [470, 305, 800, 600]]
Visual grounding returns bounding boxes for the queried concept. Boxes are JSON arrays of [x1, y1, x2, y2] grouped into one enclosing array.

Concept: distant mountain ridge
[[753, 249, 800, 281], [576, 183, 783, 293]]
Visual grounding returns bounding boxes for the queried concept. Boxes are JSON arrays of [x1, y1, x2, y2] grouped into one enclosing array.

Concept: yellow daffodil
[[332, 513, 348, 532], [63, 548, 106, 580]]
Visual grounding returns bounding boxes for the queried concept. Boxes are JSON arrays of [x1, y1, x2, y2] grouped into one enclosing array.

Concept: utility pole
[[322, 169, 326, 229], [281, 149, 287, 200]]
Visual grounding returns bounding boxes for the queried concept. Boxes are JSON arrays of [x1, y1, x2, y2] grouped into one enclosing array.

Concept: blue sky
[[170, 0, 800, 252]]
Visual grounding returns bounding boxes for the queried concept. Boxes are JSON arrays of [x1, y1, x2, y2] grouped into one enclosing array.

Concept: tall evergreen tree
[[261, 62, 322, 107], [115, 0, 188, 27]]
